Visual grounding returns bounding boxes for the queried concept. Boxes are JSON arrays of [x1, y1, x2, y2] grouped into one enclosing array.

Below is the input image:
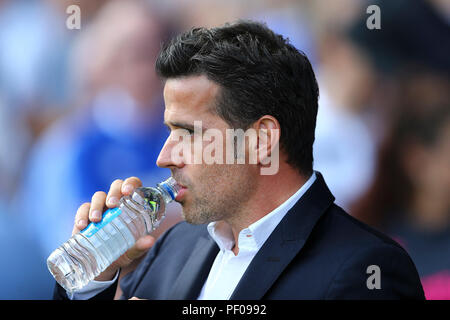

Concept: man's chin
[[181, 211, 211, 225]]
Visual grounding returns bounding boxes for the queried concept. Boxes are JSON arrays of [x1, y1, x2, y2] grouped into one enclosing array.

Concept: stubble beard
[[179, 166, 255, 225]]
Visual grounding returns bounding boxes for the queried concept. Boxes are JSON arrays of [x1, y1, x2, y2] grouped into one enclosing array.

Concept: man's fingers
[[110, 236, 155, 271], [125, 235, 155, 261], [121, 177, 143, 195], [89, 191, 107, 222], [106, 179, 123, 208], [104, 177, 143, 209], [135, 235, 156, 251], [73, 202, 90, 235]]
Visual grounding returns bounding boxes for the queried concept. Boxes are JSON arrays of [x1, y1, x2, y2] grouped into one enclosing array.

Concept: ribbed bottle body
[[47, 177, 179, 292]]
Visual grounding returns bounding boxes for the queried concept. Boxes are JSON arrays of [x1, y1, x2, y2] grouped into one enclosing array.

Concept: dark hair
[[156, 20, 319, 175]]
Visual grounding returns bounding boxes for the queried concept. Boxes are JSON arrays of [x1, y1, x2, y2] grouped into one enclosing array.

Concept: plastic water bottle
[[47, 177, 181, 293]]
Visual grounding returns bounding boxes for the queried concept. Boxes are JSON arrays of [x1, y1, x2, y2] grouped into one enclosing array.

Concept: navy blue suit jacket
[[54, 172, 424, 299]]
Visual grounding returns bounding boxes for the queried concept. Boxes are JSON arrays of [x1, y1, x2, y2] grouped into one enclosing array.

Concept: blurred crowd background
[[0, 0, 448, 299]]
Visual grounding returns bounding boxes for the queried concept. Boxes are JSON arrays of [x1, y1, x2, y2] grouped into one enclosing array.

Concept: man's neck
[[225, 164, 311, 255]]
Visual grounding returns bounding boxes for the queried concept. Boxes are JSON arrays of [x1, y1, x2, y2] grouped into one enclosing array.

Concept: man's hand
[[72, 177, 156, 281]]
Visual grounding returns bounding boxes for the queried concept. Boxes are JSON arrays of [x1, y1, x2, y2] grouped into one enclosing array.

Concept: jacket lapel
[[168, 234, 219, 299], [230, 172, 335, 299]]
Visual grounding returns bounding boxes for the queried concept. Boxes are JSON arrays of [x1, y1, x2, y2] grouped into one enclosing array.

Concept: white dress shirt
[[70, 172, 316, 300], [197, 172, 316, 299]]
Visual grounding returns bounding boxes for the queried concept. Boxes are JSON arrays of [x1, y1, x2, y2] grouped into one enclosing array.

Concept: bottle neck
[[156, 177, 181, 203]]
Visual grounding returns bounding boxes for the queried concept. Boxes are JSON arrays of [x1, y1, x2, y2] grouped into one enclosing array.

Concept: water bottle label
[[80, 207, 122, 238]]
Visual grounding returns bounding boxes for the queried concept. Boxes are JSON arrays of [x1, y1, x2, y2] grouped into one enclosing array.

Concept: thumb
[[125, 235, 156, 260]]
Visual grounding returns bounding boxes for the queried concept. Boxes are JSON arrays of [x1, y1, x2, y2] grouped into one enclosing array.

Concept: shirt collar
[[207, 172, 317, 253]]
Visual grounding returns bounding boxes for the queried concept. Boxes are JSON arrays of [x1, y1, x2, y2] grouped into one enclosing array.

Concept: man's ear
[[253, 115, 280, 166]]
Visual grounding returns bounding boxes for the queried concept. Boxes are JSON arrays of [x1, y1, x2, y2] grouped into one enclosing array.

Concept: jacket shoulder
[[312, 205, 424, 299], [321, 204, 405, 250]]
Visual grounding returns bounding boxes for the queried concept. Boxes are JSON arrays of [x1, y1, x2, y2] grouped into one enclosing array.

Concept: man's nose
[[156, 137, 185, 169]]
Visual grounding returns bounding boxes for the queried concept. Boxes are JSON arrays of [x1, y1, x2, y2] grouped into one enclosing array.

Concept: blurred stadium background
[[0, 0, 448, 299]]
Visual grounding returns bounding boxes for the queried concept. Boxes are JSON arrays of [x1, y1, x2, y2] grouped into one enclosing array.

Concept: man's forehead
[[163, 75, 220, 121], [163, 75, 219, 108]]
